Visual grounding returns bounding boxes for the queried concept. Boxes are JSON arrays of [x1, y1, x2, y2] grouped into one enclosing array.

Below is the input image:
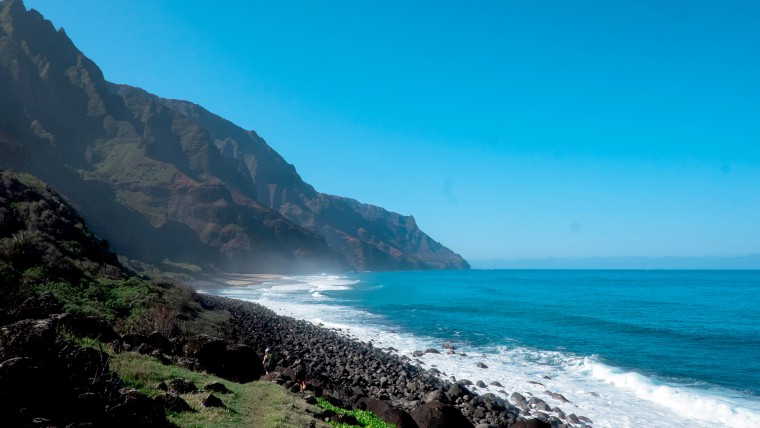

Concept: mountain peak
[[0, 3, 468, 273]]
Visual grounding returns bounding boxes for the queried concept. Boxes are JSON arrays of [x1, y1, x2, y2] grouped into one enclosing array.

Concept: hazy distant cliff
[[0, 0, 468, 273]]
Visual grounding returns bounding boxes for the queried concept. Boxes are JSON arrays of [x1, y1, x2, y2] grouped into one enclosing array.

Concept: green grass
[[315, 397, 396, 428], [162, 259, 203, 274], [110, 351, 330, 428]]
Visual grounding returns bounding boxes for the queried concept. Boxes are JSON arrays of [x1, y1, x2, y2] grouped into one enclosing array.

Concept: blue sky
[[24, 0, 760, 267]]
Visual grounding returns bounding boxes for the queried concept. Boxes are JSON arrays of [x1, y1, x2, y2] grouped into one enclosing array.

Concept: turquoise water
[[203, 269, 760, 427]]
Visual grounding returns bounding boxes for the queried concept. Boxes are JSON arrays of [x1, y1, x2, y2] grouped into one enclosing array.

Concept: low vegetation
[[316, 397, 395, 428], [0, 170, 205, 336], [110, 351, 328, 428]]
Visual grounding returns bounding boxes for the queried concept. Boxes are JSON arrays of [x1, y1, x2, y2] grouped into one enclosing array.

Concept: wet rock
[[510, 420, 551, 428], [476, 380, 487, 388], [528, 397, 551, 412], [510, 392, 526, 403], [543, 390, 569, 403], [425, 348, 440, 354], [476, 362, 488, 369], [489, 381, 503, 387]]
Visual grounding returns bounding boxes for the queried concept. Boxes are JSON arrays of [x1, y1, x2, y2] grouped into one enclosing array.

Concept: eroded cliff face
[[158, 95, 469, 271], [0, 0, 468, 273]]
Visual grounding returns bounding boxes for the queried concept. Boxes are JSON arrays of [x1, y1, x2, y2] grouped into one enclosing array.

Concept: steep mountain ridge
[[145, 90, 469, 270], [0, 0, 468, 273]]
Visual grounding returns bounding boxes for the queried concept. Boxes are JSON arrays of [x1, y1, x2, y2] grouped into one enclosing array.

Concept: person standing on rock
[[296, 363, 308, 392], [262, 348, 271, 374]]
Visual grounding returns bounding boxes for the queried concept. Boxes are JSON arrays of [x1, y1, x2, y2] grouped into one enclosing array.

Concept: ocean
[[199, 270, 760, 427]]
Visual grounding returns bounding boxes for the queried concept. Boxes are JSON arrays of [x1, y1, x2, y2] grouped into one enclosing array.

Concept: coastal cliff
[[0, 0, 468, 273]]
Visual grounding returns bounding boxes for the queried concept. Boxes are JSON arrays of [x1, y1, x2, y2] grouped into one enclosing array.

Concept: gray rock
[[425, 390, 449, 404], [510, 392, 527, 403], [543, 390, 570, 403]]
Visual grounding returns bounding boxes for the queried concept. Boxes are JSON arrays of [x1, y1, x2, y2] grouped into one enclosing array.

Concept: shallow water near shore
[[199, 269, 760, 427]]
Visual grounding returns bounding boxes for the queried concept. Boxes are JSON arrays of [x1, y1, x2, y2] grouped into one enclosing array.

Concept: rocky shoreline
[[202, 293, 591, 428]]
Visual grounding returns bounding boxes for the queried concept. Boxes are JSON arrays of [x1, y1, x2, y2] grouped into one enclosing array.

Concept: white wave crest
[[583, 358, 760, 427]]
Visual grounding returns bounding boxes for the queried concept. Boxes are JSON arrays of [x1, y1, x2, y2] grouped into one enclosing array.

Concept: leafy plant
[[315, 397, 395, 428]]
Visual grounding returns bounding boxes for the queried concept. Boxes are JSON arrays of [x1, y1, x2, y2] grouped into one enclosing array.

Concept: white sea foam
[[200, 274, 760, 428]]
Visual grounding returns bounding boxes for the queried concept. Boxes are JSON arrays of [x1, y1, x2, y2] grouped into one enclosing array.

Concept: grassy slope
[[111, 351, 329, 428]]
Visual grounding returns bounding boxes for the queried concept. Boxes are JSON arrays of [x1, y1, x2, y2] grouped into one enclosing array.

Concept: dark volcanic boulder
[[107, 389, 168, 427], [58, 315, 119, 342], [155, 393, 194, 413], [204, 381, 232, 394], [447, 383, 472, 399], [0, 318, 56, 361], [183, 334, 226, 361], [510, 419, 551, 428], [215, 343, 264, 383], [167, 378, 198, 394], [410, 401, 474, 428], [0, 356, 48, 415], [14, 291, 62, 319], [355, 397, 418, 428], [201, 393, 226, 409]]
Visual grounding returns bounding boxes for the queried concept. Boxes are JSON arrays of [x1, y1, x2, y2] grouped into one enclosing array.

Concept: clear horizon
[[23, 0, 760, 268]]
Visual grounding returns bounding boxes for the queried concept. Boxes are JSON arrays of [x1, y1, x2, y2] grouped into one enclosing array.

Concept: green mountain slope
[[0, 0, 468, 273]]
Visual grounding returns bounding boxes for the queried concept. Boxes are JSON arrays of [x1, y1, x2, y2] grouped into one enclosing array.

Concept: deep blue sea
[[200, 270, 760, 427]]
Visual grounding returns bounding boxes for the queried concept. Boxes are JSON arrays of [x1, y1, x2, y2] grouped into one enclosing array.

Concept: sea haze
[[202, 270, 760, 427]]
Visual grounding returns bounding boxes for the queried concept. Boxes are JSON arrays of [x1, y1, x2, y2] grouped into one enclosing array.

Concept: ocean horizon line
[[469, 254, 760, 270]]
